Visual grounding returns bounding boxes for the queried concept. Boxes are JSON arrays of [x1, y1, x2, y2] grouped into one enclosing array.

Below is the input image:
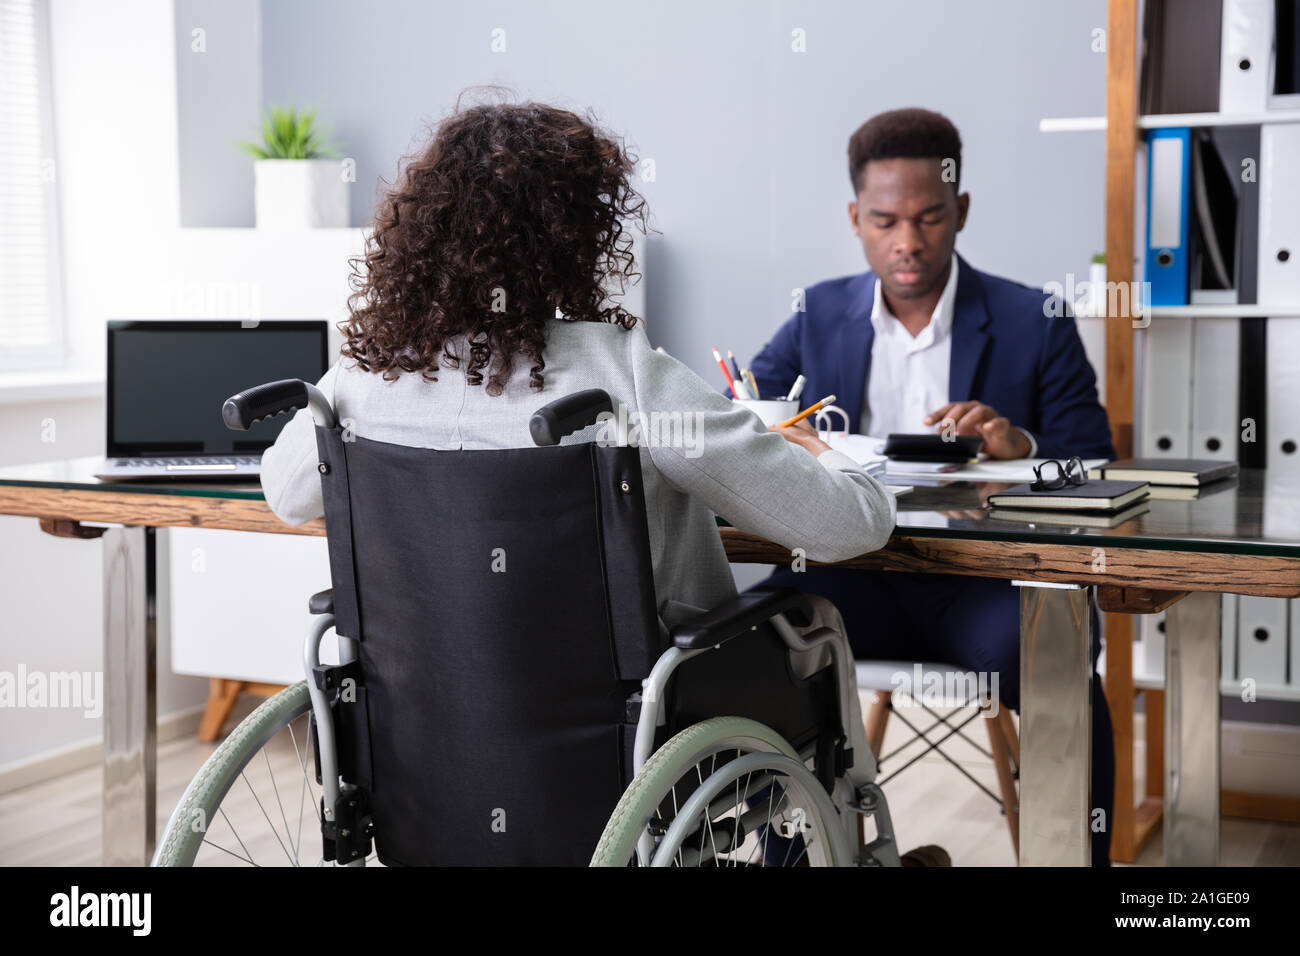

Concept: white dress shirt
[[858, 255, 1037, 455]]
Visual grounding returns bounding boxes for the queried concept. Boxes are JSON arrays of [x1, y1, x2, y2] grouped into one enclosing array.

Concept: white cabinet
[[167, 528, 333, 685]]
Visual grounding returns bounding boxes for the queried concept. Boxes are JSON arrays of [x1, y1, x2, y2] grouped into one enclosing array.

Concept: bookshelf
[[1096, 0, 1300, 862], [1147, 304, 1300, 317], [1041, 108, 1300, 131]]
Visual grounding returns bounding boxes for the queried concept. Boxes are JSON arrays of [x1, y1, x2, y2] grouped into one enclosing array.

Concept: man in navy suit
[[749, 108, 1117, 865]]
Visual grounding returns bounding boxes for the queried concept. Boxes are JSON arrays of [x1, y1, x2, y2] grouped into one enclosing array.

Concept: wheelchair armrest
[[671, 587, 813, 650], [529, 389, 614, 446], [308, 588, 334, 615]]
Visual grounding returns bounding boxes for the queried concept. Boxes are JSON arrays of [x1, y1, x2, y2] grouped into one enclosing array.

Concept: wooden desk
[[3, 459, 1299, 866]]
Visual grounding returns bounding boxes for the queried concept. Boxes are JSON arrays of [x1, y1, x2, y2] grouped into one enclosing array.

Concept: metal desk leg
[[101, 525, 157, 866], [1017, 582, 1092, 866], [1164, 591, 1220, 866]]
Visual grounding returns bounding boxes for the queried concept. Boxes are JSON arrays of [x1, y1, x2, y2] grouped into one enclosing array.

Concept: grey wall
[[258, 0, 1110, 379], [175, 0, 260, 226]]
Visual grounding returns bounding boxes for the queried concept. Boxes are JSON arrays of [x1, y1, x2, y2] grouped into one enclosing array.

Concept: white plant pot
[[253, 159, 349, 229], [1088, 261, 1107, 316]]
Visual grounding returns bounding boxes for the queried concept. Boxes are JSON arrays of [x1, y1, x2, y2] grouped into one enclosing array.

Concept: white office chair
[[856, 660, 1020, 859]]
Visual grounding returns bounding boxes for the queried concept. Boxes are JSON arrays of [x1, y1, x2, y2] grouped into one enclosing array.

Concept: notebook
[[1146, 476, 1238, 500], [986, 479, 1150, 512], [989, 500, 1151, 528], [1086, 458, 1239, 487], [824, 433, 888, 475]]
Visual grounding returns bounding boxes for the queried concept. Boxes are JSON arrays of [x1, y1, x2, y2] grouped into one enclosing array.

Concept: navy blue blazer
[[747, 255, 1116, 460]]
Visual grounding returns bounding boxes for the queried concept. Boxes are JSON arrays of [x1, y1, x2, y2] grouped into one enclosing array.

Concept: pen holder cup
[[733, 398, 798, 428]]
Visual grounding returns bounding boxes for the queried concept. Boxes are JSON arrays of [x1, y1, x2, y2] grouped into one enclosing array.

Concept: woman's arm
[[628, 330, 896, 564], [258, 362, 340, 525]]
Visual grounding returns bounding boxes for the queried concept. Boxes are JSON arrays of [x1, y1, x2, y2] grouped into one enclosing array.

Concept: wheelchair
[[152, 379, 900, 867]]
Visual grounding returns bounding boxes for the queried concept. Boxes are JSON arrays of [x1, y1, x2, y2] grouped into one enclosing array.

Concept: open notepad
[[824, 434, 889, 469], [820, 435, 909, 495]]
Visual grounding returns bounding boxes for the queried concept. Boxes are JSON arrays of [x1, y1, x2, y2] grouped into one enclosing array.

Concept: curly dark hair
[[339, 97, 650, 394], [848, 107, 962, 194]]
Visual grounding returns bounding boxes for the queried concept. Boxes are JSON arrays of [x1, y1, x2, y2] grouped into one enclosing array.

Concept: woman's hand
[[768, 417, 832, 457]]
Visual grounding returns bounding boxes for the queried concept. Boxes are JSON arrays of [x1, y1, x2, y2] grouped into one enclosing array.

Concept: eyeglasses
[[1030, 456, 1088, 492]]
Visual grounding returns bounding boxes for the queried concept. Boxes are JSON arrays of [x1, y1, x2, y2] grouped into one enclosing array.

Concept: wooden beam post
[[1104, 0, 1143, 864], [1105, 0, 1139, 454]]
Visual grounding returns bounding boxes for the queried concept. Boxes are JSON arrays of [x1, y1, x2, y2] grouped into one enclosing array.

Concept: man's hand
[[768, 417, 832, 457], [924, 401, 1032, 460]]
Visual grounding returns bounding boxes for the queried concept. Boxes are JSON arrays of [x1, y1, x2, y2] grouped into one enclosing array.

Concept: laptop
[[95, 319, 329, 481]]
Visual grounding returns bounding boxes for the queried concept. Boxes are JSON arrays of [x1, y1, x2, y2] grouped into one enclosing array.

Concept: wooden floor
[[1, 692, 1296, 866], [870, 695, 1300, 866]]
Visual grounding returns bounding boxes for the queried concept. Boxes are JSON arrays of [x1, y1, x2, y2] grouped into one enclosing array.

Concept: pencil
[[775, 394, 836, 429], [743, 368, 760, 400]]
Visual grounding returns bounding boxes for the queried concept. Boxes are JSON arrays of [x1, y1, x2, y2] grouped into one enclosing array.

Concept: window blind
[[0, 0, 64, 369]]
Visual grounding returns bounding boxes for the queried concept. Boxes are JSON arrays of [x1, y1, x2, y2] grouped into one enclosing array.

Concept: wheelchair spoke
[[760, 783, 775, 863], [200, 837, 257, 866], [779, 816, 798, 867], [731, 764, 743, 867], [287, 720, 319, 859], [738, 769, 763, 867], [725, 752, 753, 867], [291, 721, 324, 823], [669, 786, 682, 867], [788, 838, 810, 867], [241, 770, 296, 866], [701, 810, 716, 867], [217, 805, 256, 866], [262, 748, 296, 864]]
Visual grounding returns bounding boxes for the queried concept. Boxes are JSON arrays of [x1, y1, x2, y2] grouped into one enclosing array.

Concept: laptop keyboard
[[112, 456, 261, 467]]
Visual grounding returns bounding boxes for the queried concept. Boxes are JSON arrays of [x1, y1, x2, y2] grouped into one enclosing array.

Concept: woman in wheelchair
[[154, 95, 915, 867]]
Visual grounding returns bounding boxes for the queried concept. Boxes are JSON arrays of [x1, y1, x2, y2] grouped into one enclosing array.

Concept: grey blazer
[[260, 319, 896, 637]]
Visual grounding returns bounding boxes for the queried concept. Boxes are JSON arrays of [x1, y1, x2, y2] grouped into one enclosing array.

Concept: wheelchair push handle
[[223, 378, 337, 431], [529, 388, 615, 447]]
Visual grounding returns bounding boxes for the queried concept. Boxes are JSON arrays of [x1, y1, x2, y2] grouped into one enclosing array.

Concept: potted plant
[[238, 105, 348, 229]]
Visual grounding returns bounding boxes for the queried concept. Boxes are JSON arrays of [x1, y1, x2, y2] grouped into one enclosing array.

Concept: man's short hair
[[848, 108, 962, 194]]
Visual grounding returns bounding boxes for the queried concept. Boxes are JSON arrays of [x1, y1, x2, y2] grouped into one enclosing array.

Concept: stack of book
[[986, 458, 1240, 527], [1086, 458, 1239, 499]]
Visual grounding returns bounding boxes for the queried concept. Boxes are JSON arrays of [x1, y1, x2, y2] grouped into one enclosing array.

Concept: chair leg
[[983, 705, 1019, 860], [198, 678, 244, 742], [995, 706, 1019, 769], [863, 691, 892, 758]]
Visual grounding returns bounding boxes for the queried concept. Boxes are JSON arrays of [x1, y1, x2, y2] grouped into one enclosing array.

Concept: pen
[[776, 394, 836, 429], [785, 374, 807, 402], [713, 348, 750, 399]]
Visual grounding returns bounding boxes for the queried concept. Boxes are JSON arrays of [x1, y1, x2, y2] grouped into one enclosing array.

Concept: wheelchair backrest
[[312, 422, 663, 865]]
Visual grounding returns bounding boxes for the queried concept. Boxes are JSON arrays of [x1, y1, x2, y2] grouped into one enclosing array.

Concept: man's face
[[848, 157, 969, 302]]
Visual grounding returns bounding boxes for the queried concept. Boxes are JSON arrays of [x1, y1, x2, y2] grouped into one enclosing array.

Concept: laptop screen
[[107, 320, 329, 455]]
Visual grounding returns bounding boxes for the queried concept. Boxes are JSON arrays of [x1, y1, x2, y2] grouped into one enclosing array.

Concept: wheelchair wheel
[[591, 717, 850, 867], [153, 682, 360, 866]]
